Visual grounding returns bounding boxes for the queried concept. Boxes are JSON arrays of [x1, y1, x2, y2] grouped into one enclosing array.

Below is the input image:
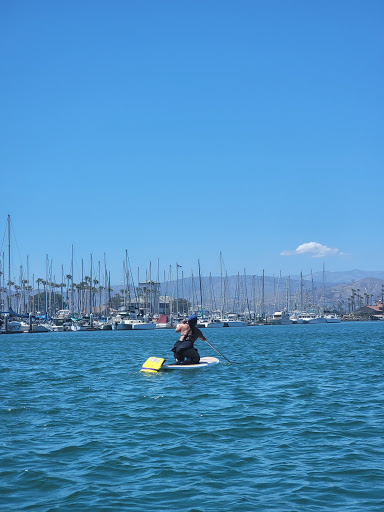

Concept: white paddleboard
[[162, 356, 219, 370]]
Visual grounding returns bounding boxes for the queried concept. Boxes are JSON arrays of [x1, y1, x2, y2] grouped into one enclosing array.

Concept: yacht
[[290, 313, 305, 324], [299, 313, 327, 324], [270, 311, 293, 325], [112, 314, 133, 330], [324, 314, 341, 323], [221, 314, 248, 327], [113, 312, 156, 330], [197, 316, 225, 328]]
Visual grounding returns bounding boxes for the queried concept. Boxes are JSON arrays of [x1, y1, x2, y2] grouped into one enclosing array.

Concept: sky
[[1, 0, 383, 285]]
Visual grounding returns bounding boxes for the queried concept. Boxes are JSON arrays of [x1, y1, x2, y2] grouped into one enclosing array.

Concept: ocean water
[[1, 322, 384, 511]]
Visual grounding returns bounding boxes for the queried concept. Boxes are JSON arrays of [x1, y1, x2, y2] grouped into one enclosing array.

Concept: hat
[[188, 314, 198, 323]]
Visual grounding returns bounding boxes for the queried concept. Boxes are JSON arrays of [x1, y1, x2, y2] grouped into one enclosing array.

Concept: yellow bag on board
[[140, 357, 165, 373]]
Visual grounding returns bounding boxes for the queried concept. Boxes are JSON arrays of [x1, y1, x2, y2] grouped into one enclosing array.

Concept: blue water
[[1, 322, 384, 511]]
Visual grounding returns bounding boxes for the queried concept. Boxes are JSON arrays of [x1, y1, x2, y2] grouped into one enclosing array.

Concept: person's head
[[187, 314, 198, 328]]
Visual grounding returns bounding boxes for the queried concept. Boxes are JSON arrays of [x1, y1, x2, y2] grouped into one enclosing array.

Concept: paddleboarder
[[172, 314, 207, 364]]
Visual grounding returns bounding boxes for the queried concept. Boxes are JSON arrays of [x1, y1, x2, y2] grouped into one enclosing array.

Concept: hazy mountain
[[296, 269, 384, 284], [323, 278, 384, 303], [106, 271, 384, 315]]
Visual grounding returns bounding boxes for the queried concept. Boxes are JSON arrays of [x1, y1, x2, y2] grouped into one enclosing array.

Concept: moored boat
[[270, 311, 293, 325], [324, 314, 341, 323]]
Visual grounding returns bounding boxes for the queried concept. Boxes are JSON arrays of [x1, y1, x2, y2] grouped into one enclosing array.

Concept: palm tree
[[91, 279, 99, 310], [41, 280, 47, 313], [36, 278, 43, 312], [98, 285, 104, 313], [83, 277, 90, 313], [60, 283, 66, 309], [356, 289, 361, 310], [76, 283, 84, 314], [6, 280, 15, 309], [70, 282, 77, 314], [14, 285, 21, 313], [65, 274, 72, 307]]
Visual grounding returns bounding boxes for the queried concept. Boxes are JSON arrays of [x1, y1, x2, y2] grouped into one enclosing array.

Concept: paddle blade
[[140, 357, 165, 373]]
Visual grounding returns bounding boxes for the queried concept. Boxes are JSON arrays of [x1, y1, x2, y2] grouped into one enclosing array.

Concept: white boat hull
[[52, 325, 65, 332], [325, 316, 341, 323], [4, 321, 23, 333], [132, 322, 156, 330], [224, 321, 248, 327], [116, 323, 133, 330], [32, 324, 53, 332], [199, 321, 225, 328]]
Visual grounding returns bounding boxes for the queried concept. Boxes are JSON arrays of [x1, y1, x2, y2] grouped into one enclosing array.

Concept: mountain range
[[296, 269, 384, 284]]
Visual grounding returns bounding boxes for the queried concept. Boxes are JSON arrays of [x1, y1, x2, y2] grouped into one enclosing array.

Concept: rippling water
[[1, 322, 384, 511]]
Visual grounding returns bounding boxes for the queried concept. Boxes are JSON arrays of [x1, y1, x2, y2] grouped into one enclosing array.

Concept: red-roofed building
[[354, 302, 384, 319]]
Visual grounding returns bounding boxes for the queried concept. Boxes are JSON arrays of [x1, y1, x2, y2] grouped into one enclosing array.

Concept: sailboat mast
[[7, 214, 11, 309], [61, 264, 64, 310], [262, 270, 265, 319], [125, 250, 129, 310], [191, 270, 195, 312], [81, 258, 84, 314], [300, 271, 303, 311], [176, 263, 179, 316], [322, 263, 325, 314], [104, 253, 107, 315], [311, 270, 314, 310], [149, 261, 152, 315], [45, 254, 48, 314], [220, 251, 223, 317], [288, 275, 291, 311], [71, 245, 74, 315], [89, 254, 93, 315], [98, 260, 101, 313], [198, 260, 203, 310], [27, 255, 29, 313]]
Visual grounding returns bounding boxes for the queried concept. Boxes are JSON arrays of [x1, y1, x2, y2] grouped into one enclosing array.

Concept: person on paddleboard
[[172, 314, 207, 364]]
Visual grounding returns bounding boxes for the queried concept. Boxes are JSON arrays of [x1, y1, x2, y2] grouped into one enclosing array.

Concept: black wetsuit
[[171, 326, 202, 364]]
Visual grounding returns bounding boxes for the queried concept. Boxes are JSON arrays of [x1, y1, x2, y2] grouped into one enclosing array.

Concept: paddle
[[202, 338, 237, 364]]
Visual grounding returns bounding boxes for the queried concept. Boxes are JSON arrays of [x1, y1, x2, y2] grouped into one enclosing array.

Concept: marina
[[2, 217, 383, 333]]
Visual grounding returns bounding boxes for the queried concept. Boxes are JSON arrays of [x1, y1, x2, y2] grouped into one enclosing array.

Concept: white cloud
[[281, 242, 345, 258]]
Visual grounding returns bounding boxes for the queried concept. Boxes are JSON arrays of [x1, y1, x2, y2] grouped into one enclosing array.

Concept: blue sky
[[1, 0, 383, 284]]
